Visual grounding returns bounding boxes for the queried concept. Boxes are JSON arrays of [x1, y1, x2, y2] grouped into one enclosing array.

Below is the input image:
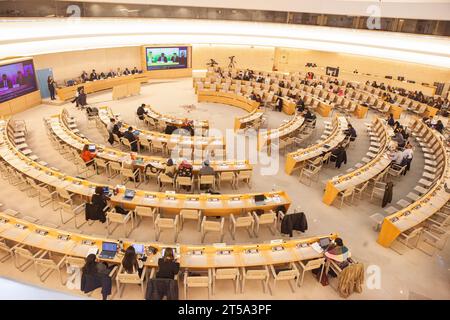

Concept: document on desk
[[311, 242, 324, 254]]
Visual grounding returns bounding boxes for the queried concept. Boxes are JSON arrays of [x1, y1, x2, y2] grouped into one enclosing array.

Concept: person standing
[[47, 76, 57, 100]]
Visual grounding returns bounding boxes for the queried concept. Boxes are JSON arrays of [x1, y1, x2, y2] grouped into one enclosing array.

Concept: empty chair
[[299, 163, 321, 186], [391, 227, 423, 254], [158, 173, 175, 191], [240, 266, 270, 294], [212, 268, 240, 295], [253, 210, 277, 237], [0, 240, 13, 263], [180, 209, 202, 231], [94, 158, 109, 175], [34, 252, 66, 285], [176, 176, 194, 193], [183, 270, 212, 299], [12, 245, 46, 272], [218, 171, 235, 190], [121, 167, 141, 187], [269, 262, 300, 294], [134, 206, 157, 227], [108, 161, 122, 178], [235, 170, 252, 189], [201, 216, 225, 243], [155, 214, 179, 242], [106, 208, 134, 237], [334, 187, 355, 208], [229, 213, 254, 240], [297, 258, 325, 286]]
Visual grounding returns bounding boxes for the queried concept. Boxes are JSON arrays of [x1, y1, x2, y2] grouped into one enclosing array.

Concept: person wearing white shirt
[[402, 143, 414, 175], [389, 148, 403, 165]]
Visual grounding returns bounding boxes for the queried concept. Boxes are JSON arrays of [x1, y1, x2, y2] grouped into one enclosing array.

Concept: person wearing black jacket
[[344, 124, 357, 142], [156, 248, 180, 279], [331, 143, 347, 169], [92, 186, 109, 212], [137, 104, 148, 120], [275, 97, 283, 112], [81, 254, 114, 300], [123, 126, 139, 152], [89, 69, 98, 81], [296, 98, 305, 113]]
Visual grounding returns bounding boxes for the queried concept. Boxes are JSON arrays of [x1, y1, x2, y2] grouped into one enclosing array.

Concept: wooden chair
[[391, 227, 423, 254], [139, 138, 151, 152], [201, 216, 225, 243], [134, 206, 157, 227], [12, 245, 46, 272], [198, 175, 215, 191], [106, 208, 134, 237], [235, 170, 252, 189], [176, 176, 194, 193], [253, 210, 277, 237], [269, 262, 300, 294], [240, 266, 270, 294], [212, 268, 240, 295], [299, 164, 321, 186], [108, 161, 122, 178], [418, 225, 449, 256], [151, 139, 165, 154], [158, 173, 175, 191], [121, 167, 141, 187], [218, 171, 235, 190], [116, 265, 148, 298], [0, 239, 13, 263], [94, 158, 109, 175], [296, 258, 325, 286], [229, 213, 254, 240], [155, 214, 179, 242], [180, 209, 202, 231], [335, 187, 355, 208], [34, 252, 66, 285], [183, 270, 212, 299]]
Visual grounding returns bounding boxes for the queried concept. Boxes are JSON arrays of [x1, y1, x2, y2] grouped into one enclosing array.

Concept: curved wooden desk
[[0, 211, 337, 269], [257, 115, 305, 151], [377, 119, 450, 247], [98, 106, 225, 150], [234, 107, 265, 131], [322, 118, 391, 206], [0, 121, 290, 216], [144, 104, 209, 130], [285, 115, 348, 175], [57, 73, 151, 101], [197, 90, 260, 113], [50, 113, 252, 175]]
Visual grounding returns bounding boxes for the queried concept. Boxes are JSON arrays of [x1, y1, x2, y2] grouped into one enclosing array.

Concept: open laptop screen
[[102, 242, 117, 252]]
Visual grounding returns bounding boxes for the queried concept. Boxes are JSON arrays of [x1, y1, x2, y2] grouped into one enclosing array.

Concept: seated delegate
[[136, 104, 148, 121], [80, 144, 96, 166], [122, 246, 144, 277], [156, 248, 180, 280], [123, 126, 139, 152]]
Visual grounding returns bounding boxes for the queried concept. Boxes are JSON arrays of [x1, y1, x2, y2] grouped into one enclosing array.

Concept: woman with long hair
[[122, 246, 143, 277], [155, 247, 180, 279]]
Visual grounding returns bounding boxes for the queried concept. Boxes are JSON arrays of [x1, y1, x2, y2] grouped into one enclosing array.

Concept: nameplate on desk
[[165, 191, 176, 195], [297, 243, 309, 248], [191, 250, 203, 256], [15, 223, 27, 230], [245, 249, 259, 254], [217, 250, 231, 255], [208, 198, 220, 202], [144, 195, 156, 200], [58, 234, 71, 241], [35, 229, 48, 236], [403, 210, 411, 216], [187, 197, 199, 202], [82, 239, 95, 246], [165, 196, 176, 201], [0, 218, 9, 224], [391, 217, 399, 222], [230, 197, 241, 202]]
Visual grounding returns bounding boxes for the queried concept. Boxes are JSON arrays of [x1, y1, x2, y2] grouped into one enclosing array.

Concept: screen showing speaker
[[0, 59, 38, 104], [145, 46, 189, 71]]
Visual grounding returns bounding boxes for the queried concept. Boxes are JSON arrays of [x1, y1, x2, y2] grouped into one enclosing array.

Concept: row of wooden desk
[[57, 73, 151, 101], [144, 104, 209, 130], [52, 112, 250, 175], [0, 211, 337, 269], [98, 106, 225, 150], [285, 115, 348, 175], [377, 119, 450, 247], [1, 120, 291, 216], [322, 118, 392, 206]]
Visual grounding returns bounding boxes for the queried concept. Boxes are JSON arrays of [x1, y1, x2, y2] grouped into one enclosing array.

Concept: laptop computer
[[133, 130, 140, 136], [132, 244, 145, 255], [124, 189, 136, 200], [98, 242, 118, 259], [319, 237, 331, 249], [254, 194, 266, 205], [102, 186, 111, 197], [88, 144, 96, 152]]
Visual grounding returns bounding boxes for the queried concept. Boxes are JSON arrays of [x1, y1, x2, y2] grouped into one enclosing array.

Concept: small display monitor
[[102, 241, 118, 252], [132, 244, 145, 255], [124, 189, 136, 199]]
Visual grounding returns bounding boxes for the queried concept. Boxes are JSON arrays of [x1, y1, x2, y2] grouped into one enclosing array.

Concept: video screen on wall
[[0, 59, 37, 104], [145, 46, 189, 71]]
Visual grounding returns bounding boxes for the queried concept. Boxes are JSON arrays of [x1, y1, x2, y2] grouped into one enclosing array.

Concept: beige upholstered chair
[[155, 214, 179, 242], [201, 216, 225, 243]]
